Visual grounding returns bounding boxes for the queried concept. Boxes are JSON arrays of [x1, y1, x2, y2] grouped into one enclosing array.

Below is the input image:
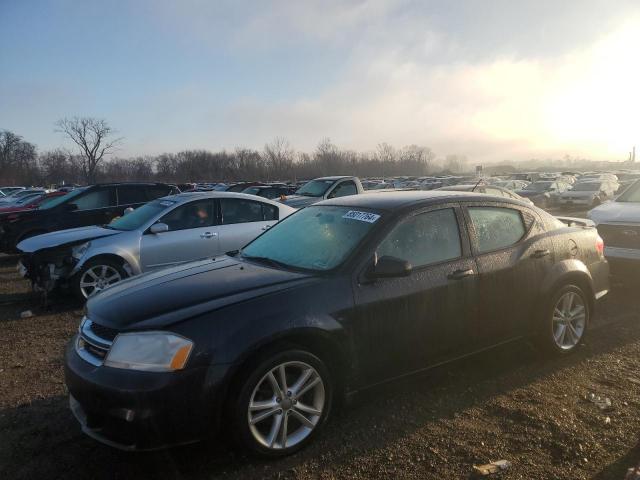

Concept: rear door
[[139, 199, 219, 270], [351, 206, 481, 386], [63, 186, 117, 228], [217, 198, 279, 253], [463, 203, 553, 344]]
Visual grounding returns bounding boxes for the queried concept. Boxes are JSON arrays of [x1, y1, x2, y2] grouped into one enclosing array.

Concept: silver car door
[[217, 198, 278, 253], [139, 199, 219, 270]]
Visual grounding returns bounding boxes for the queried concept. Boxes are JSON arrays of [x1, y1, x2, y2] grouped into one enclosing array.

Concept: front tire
[[231, 349, 333, 457], [72, 258, 127, 299], [536, 284, 589, 355]]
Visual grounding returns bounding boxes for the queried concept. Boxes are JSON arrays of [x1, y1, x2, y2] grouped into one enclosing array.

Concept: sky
[[1, 0, 640, 163]]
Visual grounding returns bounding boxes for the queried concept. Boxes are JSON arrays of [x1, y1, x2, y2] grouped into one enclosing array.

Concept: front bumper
[[64, 337, 229, 450]]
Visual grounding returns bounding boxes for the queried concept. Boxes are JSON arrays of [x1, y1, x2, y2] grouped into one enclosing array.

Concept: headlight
[[104, 332, 193, 372], [71, 242, 91, 260]]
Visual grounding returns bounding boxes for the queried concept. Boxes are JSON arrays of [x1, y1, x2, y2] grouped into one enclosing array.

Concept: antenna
[[471, 177, 484, 192]]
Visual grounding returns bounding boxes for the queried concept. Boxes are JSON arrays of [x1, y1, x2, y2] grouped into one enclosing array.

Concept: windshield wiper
[[241, 255, 291, 269]]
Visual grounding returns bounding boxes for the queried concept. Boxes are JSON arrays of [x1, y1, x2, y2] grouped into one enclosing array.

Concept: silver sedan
[[17, 192, 296, 299]]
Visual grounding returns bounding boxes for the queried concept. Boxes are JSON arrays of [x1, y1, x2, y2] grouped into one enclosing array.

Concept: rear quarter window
[[469, 207, 527, 253]]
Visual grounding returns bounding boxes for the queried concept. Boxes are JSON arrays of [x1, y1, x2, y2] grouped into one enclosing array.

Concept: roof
[[315, 176, 356, 181], [316, 190, 525, 210], [159, 191, 295, 208]]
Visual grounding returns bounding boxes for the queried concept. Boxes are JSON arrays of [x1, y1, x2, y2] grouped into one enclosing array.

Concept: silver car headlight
[[104, 332, 193, 372], [71, 242, 91, 260]]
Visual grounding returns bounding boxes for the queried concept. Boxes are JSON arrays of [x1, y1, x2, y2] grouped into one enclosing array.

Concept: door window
[[159, 200, 214, 231], [377, 208, 462, 268], [117, 186, 147, 205], [220, 198, 268, 224], [328, 181, 357, 198], [469, 207, 526, 253], [146, 185, 173, 200], [73, 189, 112, 210]]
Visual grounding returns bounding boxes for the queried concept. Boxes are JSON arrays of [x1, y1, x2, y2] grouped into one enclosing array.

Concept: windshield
[[295, 179, 334, 197], [40, 188, 87, 210], [242, 187, 261, 195], [108, 199, 175, 231], [571, 183, 599, 192], [241, 206, 381, 271], [616, 180, 640, 202], [524, 182, 552, 192]]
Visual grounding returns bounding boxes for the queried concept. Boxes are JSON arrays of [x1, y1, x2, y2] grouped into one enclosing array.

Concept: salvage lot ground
[[2, 206, 640, 479]]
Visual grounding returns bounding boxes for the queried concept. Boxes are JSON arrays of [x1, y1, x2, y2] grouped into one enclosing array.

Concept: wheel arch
[[539, 260, 595, 318], [73, 252, 137, 277], [222, 327, 350, 408]]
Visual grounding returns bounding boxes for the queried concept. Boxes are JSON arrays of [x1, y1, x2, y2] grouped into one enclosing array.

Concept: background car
[[515, 180, 571, 208], [241, 184, 297, 199], [17, 192, 296, 299], [436, 184, 534, 205], [558, 181, 617, 207], [0, 182, 179, 252], [0, 191, 67, 214]]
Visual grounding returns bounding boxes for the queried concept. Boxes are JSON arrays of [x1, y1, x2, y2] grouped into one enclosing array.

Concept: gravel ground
[[2, 244, 640, 480]]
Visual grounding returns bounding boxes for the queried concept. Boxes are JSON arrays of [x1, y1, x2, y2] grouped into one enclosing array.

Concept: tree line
[[1, 117, 468, 186]]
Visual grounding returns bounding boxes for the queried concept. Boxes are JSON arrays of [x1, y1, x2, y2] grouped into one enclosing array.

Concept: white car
[[17, 192, 296, 299], [588, 179, 640, 276]]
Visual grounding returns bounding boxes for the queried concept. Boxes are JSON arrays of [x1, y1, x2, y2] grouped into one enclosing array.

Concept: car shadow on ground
[[2, 287, 640, 479]]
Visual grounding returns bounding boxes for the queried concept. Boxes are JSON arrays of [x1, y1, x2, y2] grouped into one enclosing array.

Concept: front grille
[[76, 318, 117, 366], [598, 224, 640, 249], [89, 322, 119, 342]]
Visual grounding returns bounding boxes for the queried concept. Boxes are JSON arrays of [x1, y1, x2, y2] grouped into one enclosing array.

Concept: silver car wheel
[[248, 361, 325, 450], [79, 265, 122, 298], [552, 291, 586, 350]]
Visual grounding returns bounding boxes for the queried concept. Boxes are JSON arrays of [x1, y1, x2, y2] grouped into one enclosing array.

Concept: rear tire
[[230, 348, 333, 457], [72, 257, 127, 299], [535, 284, 589, 355]]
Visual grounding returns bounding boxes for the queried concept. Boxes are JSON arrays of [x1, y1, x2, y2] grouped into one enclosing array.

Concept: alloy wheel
[[552, 291, 586, 350], [79, 265, 122, 298], [247, 361, 325, 450]]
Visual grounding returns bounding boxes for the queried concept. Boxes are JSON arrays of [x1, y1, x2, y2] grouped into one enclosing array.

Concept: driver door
[[139, 199, 219, 270], [351, 206, 480, 387]]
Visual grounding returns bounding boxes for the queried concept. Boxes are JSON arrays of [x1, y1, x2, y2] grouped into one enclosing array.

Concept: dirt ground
[[2, 243, 640, 480]]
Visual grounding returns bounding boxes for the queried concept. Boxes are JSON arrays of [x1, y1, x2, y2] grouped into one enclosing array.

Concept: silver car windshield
[[108, 199, 176, 231], [241, 206, 381, 271]]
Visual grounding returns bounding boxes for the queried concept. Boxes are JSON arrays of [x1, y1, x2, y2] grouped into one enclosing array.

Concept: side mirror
[[65, 203, 78, 211], [368, 255, 412, 279], [123, 207, 134, 216], [150, 222, 169, 234]]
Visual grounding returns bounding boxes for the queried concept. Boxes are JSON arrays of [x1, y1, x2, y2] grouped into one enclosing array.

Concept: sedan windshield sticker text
[[342, 210, 380, 223]]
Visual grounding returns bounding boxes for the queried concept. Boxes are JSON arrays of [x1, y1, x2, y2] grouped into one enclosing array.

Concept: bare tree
[[55, 117, 122, 183]]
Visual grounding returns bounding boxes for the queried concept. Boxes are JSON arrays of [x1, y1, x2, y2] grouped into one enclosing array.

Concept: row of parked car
[[1, 171, 635, 456]]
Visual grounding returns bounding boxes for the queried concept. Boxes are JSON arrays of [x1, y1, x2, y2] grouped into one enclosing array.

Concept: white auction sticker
[[342, 210, 380, 223]]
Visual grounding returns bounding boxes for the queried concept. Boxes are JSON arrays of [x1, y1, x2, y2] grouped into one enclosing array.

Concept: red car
[[0, 191, 67, 214]]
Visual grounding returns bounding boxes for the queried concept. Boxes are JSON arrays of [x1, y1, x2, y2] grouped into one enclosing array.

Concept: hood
[[17, 225, 121, 253], [279, 195, 319, 208], [515, 190, 545, 198], [86, 256, 314, 330], [588, 201, 640, 225], [560, 190, 597, 199]]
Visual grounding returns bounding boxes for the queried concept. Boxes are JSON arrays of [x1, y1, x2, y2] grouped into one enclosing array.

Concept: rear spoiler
[[555, 216, 595, 228]]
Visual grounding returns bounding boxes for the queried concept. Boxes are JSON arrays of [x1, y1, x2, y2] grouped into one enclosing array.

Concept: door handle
[[531, 249, 550, 258], [261, 225, 272, 231], [447, 268, 475, 280], [200, 232, 217, 239]]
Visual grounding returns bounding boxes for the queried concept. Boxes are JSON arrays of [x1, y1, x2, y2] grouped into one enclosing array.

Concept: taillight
[[595, 235, 604, 257]]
